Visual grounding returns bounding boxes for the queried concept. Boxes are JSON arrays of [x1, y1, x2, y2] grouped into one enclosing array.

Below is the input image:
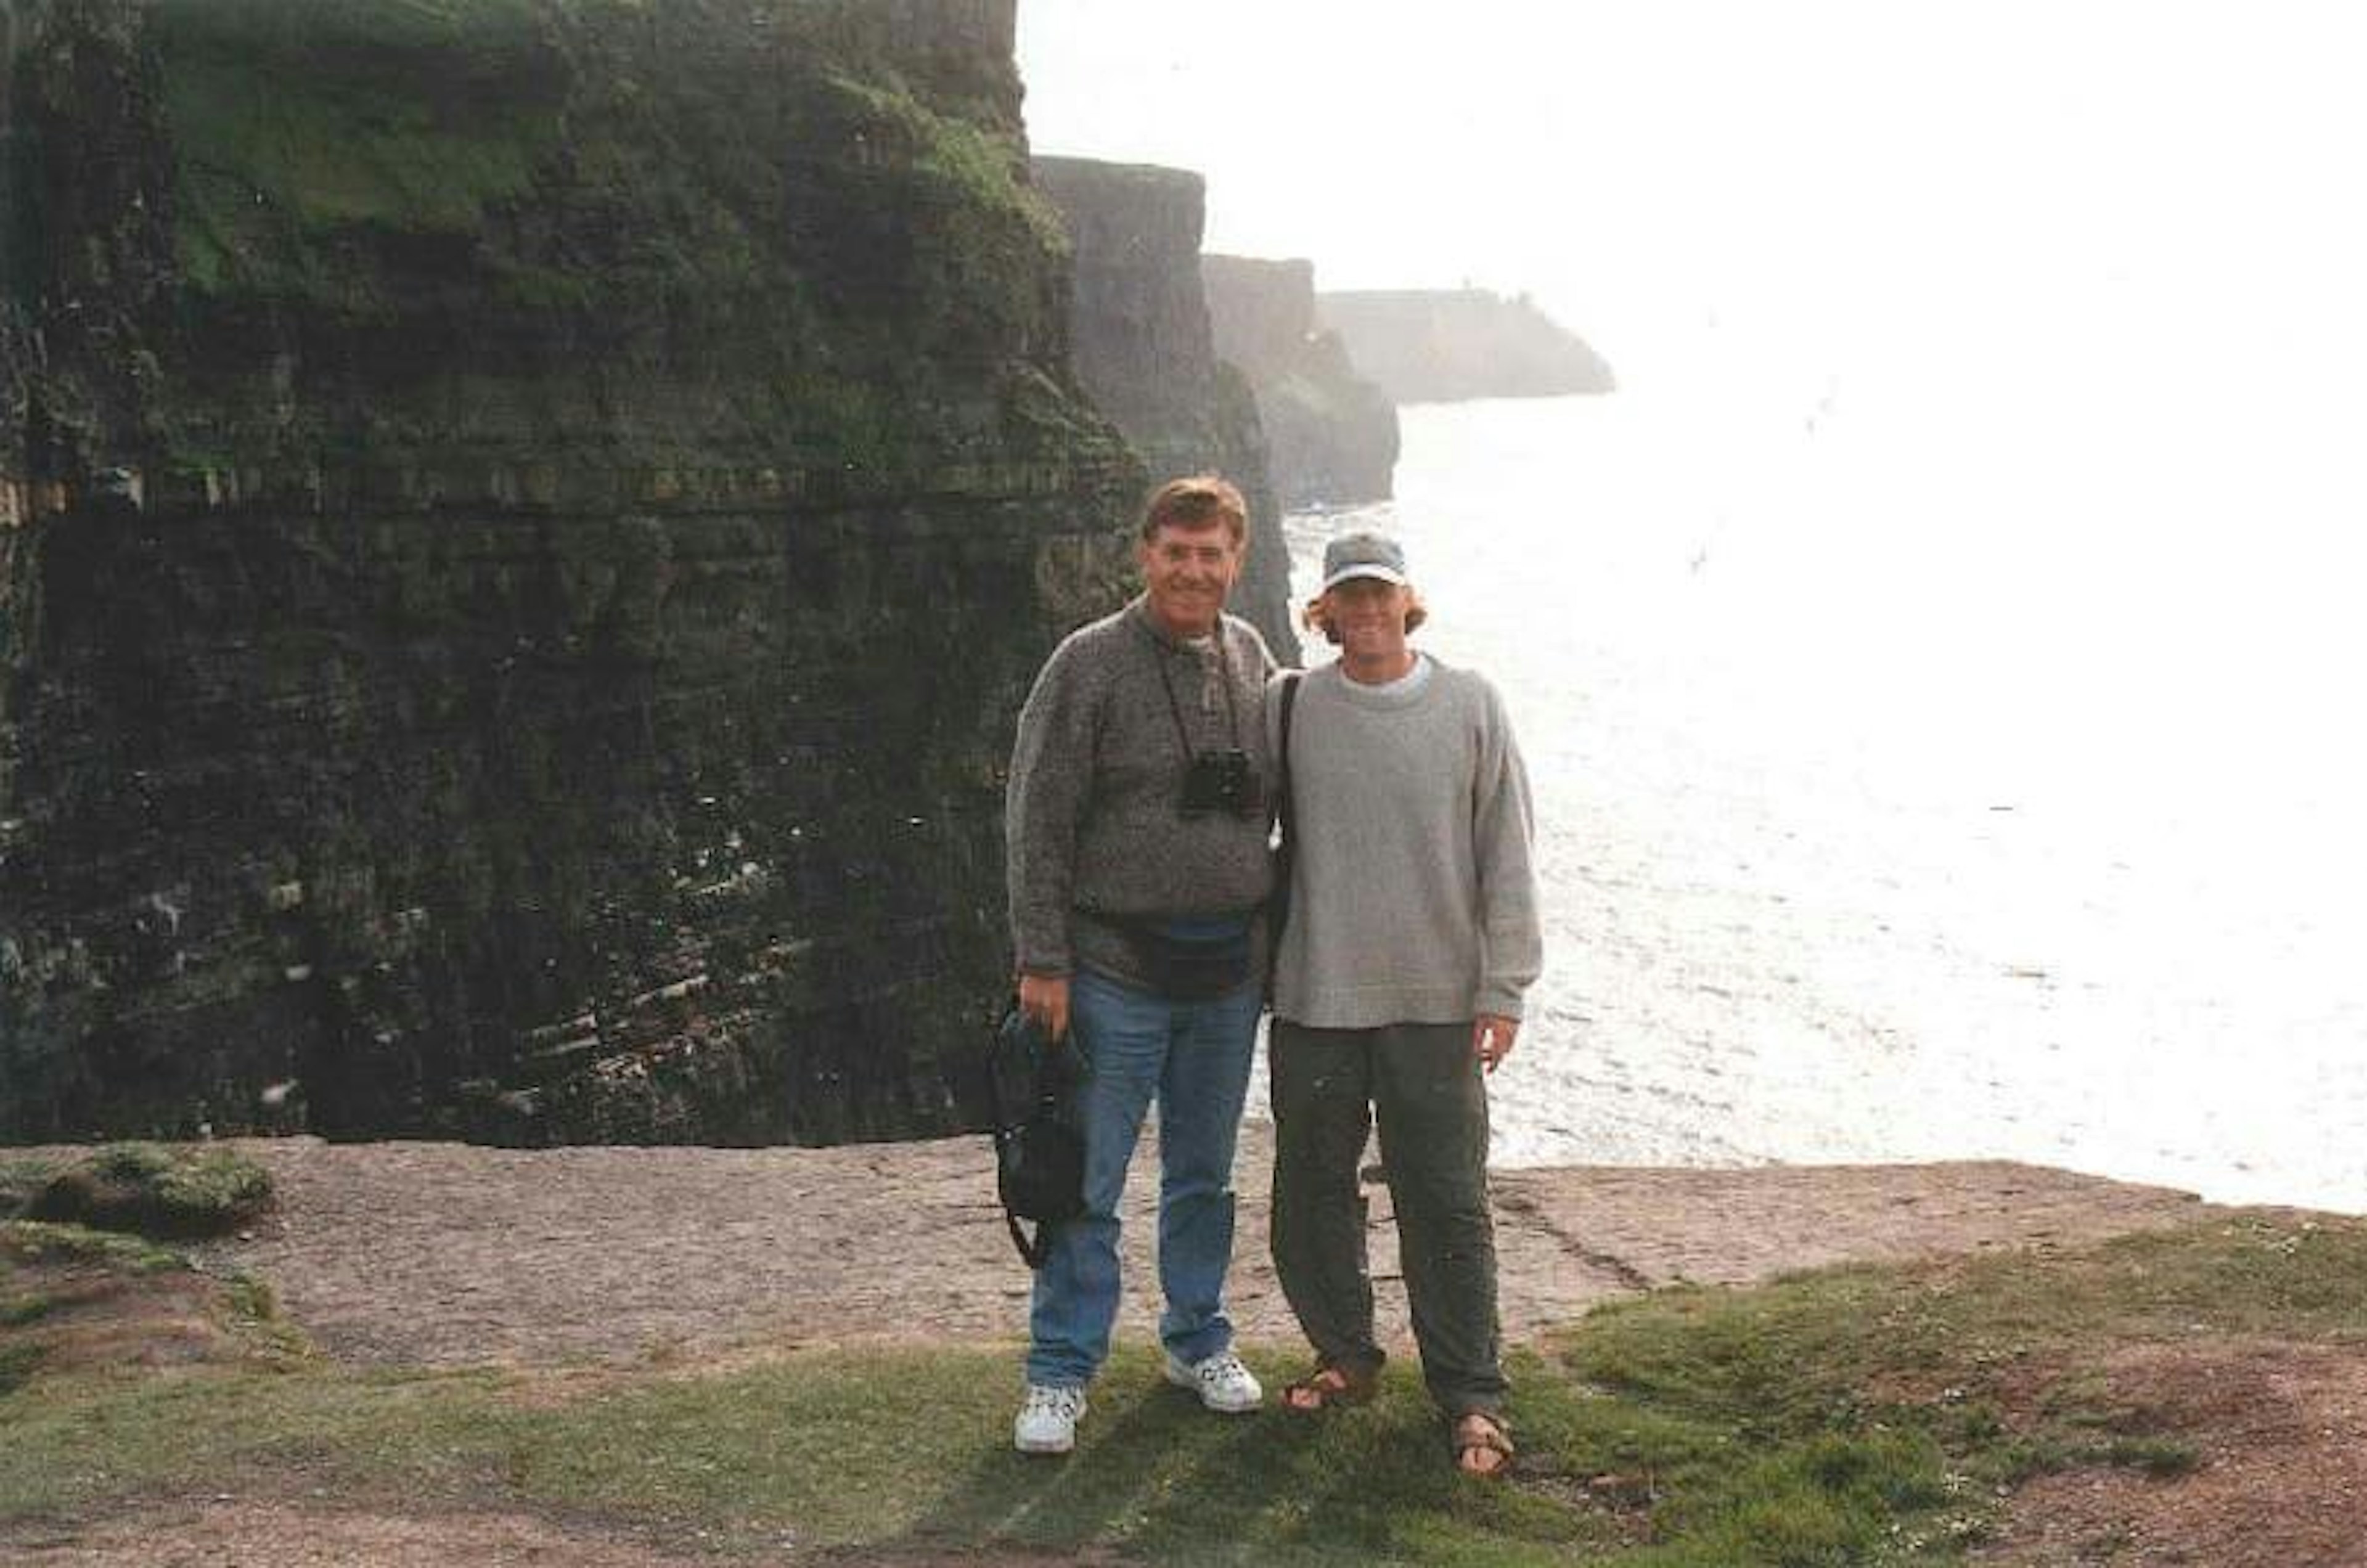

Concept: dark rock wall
[[1029, 157, 1295, 661], [1318, 288, 1618, 404], [1, 0, 30, 809], [1201, 255, 1397, 510], [0, 0, 1142, 1145]]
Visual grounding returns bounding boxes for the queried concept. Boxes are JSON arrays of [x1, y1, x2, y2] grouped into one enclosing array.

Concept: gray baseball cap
[[1319, 530, 1410, 592]]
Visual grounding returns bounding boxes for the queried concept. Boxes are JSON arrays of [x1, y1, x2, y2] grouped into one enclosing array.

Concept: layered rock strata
[[1201, 254, 1397, 510], [1029, 157, 1295, 659], [1318, 287, 1618, 404], [1, 0, 1140, 1144]]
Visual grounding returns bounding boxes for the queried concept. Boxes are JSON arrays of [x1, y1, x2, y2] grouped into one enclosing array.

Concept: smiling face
[[1325, 576, 1417, 678], [1137, 518, 1245, 637]]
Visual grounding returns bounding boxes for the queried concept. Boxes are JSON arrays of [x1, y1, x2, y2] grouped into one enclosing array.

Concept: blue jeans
[[1024, 966, 1262, 1389]]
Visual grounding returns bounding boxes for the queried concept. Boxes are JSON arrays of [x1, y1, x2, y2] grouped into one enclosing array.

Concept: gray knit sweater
[[1005, 595, 1277, 987], [1269, 655, 1542, 1026]]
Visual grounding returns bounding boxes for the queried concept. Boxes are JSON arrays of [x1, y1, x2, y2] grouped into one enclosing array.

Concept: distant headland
[[1318, 288, 1617, 404]]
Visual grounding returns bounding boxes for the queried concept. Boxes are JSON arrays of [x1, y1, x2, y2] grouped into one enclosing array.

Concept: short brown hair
[[1140, 475, 1248, 544], [1302, 585, 1429, 644]]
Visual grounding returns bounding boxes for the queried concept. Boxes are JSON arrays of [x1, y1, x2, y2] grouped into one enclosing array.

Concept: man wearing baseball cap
[[1264, 527, 1542, 1477]]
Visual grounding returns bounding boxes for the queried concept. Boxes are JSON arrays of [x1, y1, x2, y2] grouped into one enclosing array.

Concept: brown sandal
[[1280, 1362, 1378, 1413], [1451, 1410, 1515, 1478]]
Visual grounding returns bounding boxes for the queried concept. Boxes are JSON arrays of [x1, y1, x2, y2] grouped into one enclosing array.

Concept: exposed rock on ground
[[185, 1125, 2212, 1368]]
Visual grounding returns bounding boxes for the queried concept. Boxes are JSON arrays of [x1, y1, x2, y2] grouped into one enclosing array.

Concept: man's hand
[[1473, 1013, 1519, 1074], [1019, 972, 1072, 1042]]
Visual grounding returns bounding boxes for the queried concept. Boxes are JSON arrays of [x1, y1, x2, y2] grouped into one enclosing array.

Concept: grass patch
[[1563, 1214, 2367, 1427], [0, 1292, 55, 1328], [821, 70, 1060, 248], [0, 1343, 38, 1399], [152, 0, 557, 297], [0, 1154, 66, 1217], [513, 1348, 1635, 1562], [0, 1360, 517, 1516], [1999, 1430, 2199, 1482], [0, 1220, 191, 1275], [18, 1144, 273, 1239], [0, 1213, 2355, 1562], [216, 1271, 314, 1366]]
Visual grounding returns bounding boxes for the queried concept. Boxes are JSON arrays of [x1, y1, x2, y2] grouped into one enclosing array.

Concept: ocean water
[[1266, 393, 2367, 1212]]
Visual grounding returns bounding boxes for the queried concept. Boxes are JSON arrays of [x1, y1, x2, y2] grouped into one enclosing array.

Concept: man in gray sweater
[[1004, 476, 1277, 1455], [1266, 528, 1542, 1479]]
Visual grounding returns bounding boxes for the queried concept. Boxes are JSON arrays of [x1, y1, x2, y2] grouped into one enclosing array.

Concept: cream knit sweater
[[1268, 655, 1542, 1026]]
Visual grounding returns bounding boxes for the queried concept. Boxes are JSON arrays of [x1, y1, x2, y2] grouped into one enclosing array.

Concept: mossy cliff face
[[1028, 156, 1295, 662], [0, 0, 1140, 1144], [1201, 254, 1397, 510]]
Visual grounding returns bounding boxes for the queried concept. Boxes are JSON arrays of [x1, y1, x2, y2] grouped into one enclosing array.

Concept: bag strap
[[1007, 1210, 1051, 1269], [1270, 670, 1304, 936]]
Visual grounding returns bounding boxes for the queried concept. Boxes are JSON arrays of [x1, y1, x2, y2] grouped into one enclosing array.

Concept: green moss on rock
[[20, 1145, 274, 1238]]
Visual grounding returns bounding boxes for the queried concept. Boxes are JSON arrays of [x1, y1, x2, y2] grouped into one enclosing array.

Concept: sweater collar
[[1128, 593, 1222, 651], [1325, 650, 1444, 708]]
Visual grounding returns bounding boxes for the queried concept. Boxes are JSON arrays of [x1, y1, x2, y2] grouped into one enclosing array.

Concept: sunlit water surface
[[1253, 393, 2366, 1212]]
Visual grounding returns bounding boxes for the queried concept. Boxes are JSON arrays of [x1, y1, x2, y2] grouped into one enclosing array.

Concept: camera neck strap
[[1151, 629, 1240, 762]]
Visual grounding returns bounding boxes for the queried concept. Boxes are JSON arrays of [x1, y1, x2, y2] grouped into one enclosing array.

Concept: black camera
[[1179, 748, 1264, 819]]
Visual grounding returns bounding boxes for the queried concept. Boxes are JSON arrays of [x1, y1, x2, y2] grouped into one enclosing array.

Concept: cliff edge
[[1031, 157, 1296, 661], [1, 0, 1139, 1146], [187, 1127, 2217, 1367]]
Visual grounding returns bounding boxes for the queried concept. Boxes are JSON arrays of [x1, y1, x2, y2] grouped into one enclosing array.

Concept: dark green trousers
[[1268, 1019, 1506, 1418]]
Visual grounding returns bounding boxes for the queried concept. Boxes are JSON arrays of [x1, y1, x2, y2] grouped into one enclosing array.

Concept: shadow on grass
[[883, 1345, 1617, 1567], [27, 1217, 2350, 1562]]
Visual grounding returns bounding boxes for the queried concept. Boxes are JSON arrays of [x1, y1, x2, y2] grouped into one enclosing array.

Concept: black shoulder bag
[[988, 1002, 1085, 1268]]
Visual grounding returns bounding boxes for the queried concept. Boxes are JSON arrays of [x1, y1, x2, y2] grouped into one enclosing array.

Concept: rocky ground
[[178, 1124, 2216, 1369], [9, 1126, 2361, 1565]]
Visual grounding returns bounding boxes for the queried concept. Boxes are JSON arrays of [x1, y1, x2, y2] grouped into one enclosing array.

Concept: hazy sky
[[1016, 1, 2367, 409], [1016, 1, 2367, 782]]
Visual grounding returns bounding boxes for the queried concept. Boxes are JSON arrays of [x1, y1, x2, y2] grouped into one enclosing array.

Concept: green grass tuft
[[0, 1293, 55, 1329], [1, 1220, 192, 1275], [0, 1155, 67, 1219], [0, 1343, 39, 1399], [20, 1145, 272, 1239]]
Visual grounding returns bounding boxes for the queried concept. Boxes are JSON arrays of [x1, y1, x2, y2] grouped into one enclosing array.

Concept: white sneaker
[[1014, 1383, 1087, 1455], [1163, 1348, 1263, 1413]]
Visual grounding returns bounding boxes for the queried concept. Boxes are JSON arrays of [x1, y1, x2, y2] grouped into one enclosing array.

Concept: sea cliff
[[1, 0, 1140, 1144], [1201, 254, 1397, 510], [1029, 156, 1295, 660]]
